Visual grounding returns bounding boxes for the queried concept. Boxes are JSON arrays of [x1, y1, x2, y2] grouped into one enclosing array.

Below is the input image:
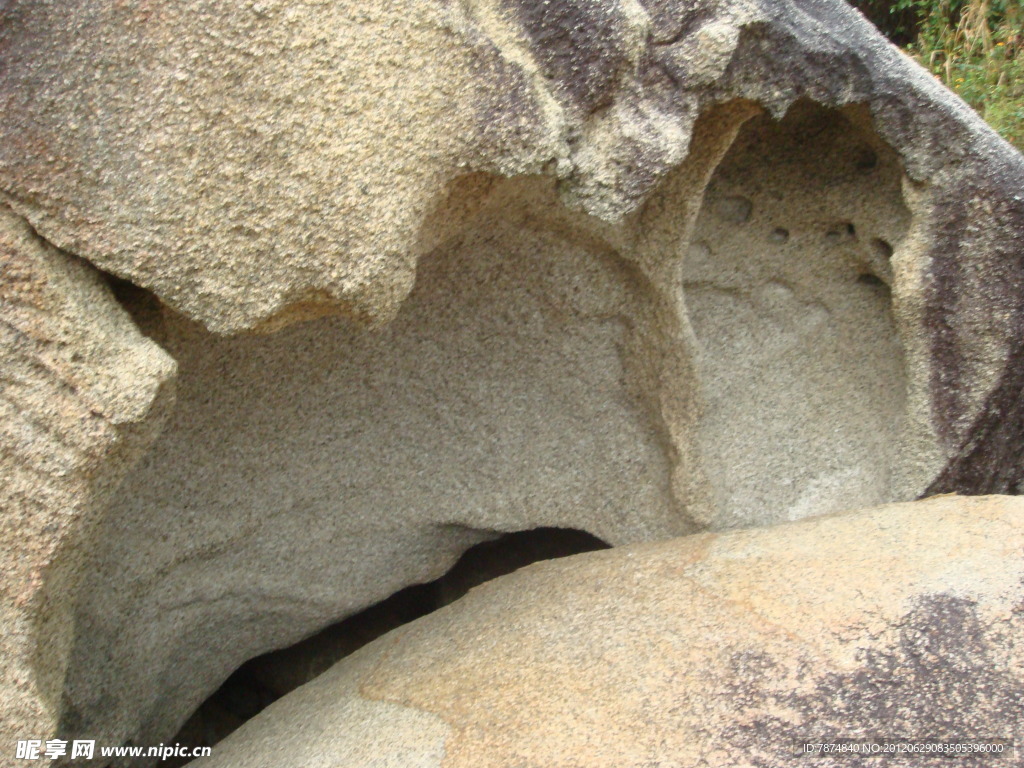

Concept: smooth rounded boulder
[[195, 494, 1024, 768]]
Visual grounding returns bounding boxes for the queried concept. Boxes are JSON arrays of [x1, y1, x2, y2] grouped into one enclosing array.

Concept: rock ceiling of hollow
[[0, 0, 1016, 334]]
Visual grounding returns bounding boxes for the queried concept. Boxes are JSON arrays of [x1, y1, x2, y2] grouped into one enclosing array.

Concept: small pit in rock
[[165, 527, 609, 764], [857, 273, 887, 288], [871, 237, 895, 260]]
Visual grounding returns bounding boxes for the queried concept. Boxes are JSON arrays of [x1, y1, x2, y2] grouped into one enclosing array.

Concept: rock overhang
[[1, 0, 1023, 762]]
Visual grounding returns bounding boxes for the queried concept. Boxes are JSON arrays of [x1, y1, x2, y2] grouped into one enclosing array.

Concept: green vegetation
[[856, 0, 1024, 150]]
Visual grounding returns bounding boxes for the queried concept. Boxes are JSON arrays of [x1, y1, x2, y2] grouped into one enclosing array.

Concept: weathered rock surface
[[1, 0, 1023, 761], [0, 205, 175, 750], [58, 178, 690, 755], [169, 527, 610, 752], [193, 495, 1024, 768]]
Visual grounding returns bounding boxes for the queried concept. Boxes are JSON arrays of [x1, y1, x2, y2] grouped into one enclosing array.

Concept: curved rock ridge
[[0, 205, 175, 751], [0, 0, 1023, 762], [0, 0, 1020, 337], [190, 494, 1024, 768]]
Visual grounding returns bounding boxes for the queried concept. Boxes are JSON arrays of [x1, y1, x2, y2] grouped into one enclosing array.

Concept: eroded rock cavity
[[684, 102, 911, 527], [49, 103, 937, 758], [59, 177, 682, 751], [51, 100, 937, 757]]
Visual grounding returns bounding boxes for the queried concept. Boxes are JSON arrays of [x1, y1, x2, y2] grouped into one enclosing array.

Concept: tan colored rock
[[0, 0, 563, 333], [196, 494, 1024, 768], [1, 0, 1024, 759], [0, 204, 175, 750], [57, 177, 688, 753]]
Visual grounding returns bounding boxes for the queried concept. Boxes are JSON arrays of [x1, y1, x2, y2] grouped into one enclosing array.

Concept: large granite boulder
[[0, 0, 1023, 760], [192, 494, 1024, 768]]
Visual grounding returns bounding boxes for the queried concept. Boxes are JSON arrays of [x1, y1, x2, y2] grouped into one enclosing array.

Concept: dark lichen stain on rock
[[507, 0, 627, 114], [646, 3, 715, 47], [925, 178, 1024, 495], [723, 594, 1022, 767]]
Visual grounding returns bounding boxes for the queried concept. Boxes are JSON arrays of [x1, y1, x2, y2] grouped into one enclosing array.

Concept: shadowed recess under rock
[[57, 177, 679, 756], [166, 528, 609, 763]]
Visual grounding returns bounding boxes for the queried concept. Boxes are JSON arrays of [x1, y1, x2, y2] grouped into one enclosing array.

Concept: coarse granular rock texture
[[0, 205, 175, 751], [1, 0, 1024, 762], [190, 494, 1024, 768], [57, 178, 686, 754], [683, 102, 914, 527]]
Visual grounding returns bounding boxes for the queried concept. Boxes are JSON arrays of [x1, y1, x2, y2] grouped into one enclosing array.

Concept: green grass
[[858, 0, 1023, 151]]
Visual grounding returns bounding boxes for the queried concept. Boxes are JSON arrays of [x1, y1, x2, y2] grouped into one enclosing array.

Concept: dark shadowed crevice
[[857, 272, 886, 288], [99, 271, 168, 341], [162, 527, 609, 765]]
